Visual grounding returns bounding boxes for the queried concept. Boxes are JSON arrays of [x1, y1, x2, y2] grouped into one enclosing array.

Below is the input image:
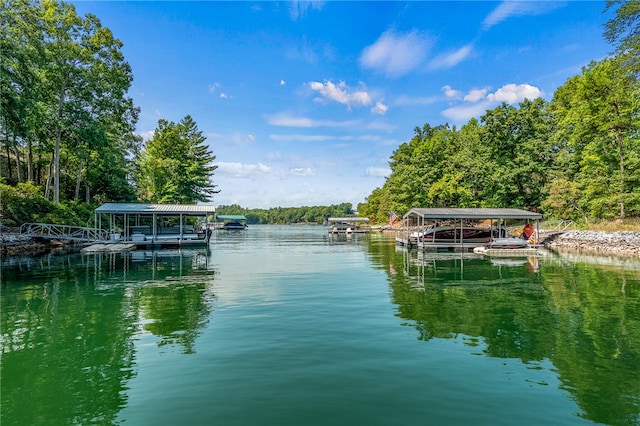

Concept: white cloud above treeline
[[307, 80, 388, 114], [216, 161, 277, 178], [442, 83, 543, 122]]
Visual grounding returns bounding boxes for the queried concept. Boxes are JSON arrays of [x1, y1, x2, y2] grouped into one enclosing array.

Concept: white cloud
[[442, 101, 493, 122], [308, 80, 371, 109], [442, 85, 461, 100], [242, 134, 256, 143], [371, 101, 388, 115], [366, 167, 391, 178], [464, 88, 488, 102], [219, 93, 230, 99], [289, 167, 314, 176], [441, 83, 544, 122], [429, 44, 473, 70], [483, 1, 564, 30], [138, 130, 155, 141], [487, 83, 543, 103], [360, 29, 431, 77], [216, 161, 276, 178], [280, 80, 286, 86], [208, 82, 221, 94], [265, 112, 360, 128]]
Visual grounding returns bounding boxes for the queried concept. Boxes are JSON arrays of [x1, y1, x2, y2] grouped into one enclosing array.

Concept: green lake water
[[1, 225, 639, 425]]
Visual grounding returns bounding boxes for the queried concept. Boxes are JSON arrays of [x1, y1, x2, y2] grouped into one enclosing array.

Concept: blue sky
[[71, 1, 612, 209]]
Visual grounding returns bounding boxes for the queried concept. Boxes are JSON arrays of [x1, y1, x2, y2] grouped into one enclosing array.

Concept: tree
[[604, 0, 640, 76], [480, 98, 555, 210], [1, 0, 139, 204], [550, 58, 640, 220], [38, 0, 135, 203], [0, 0, 47, 184], [137, 116, 218, 204]]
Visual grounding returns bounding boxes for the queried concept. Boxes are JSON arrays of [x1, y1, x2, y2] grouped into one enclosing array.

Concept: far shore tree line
[[1, 0, 639, 228], [215, 203, 355, 225]]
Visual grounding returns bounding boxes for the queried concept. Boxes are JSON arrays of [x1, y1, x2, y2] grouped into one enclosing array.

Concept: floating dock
[[81, 243, 137, 253], [473, 246, 544, 257]]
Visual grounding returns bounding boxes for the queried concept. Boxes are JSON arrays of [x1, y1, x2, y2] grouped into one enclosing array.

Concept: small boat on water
[[216, 215, 248, 230], [487, 237, 529, 249], [221, 221, 248, 230]]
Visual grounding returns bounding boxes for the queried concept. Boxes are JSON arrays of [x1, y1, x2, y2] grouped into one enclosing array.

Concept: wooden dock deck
[[81, 237, 209, 253]]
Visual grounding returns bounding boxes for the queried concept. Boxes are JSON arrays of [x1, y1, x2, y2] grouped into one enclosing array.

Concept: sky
[[70, 1, 613, 209]]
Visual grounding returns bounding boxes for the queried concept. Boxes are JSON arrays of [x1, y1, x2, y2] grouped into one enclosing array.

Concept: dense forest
[[1, 0, 638, 228], [1, 0, 217, 226], [358, 0, 640, 224]]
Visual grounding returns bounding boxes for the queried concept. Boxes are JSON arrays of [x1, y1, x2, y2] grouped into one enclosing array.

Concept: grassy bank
[[587, 219, 640, 232]]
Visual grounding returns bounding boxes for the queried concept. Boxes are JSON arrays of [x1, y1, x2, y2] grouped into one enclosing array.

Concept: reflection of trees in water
[[139, 282, 211, 354], [1, 249, 216, 425], [365, 239, 640, 426]]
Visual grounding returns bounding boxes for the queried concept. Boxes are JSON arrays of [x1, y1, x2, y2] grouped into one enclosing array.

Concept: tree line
[[358, 2, 639, 225], [216, 203, 354, 225]]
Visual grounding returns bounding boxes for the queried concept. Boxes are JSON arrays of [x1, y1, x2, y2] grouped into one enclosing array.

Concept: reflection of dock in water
[[395, 246, 541, 289]]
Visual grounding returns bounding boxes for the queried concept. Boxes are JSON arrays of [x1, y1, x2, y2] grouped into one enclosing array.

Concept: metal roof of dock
[[403, 208, 542, 220], [95, 203, 216, 215], [328, 217, 370, 222]]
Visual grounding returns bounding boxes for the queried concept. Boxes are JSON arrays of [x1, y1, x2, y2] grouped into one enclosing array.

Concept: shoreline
[[1, 233, 70, 257], [2, 229, 640, 259], [544, 230, 640, 258]]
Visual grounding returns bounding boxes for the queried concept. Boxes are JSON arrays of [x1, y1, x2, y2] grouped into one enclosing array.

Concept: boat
[[327, 217, 370, 234], [221, 221, 247, 230], [216, 214, 248, 230], [486, 237, 529, 249], [417, 225, 493, 243]]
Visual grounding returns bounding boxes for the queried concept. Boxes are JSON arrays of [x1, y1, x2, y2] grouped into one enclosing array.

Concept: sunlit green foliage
[[0, 181, 93, 226], [135, 116, 218, 204], [0, 0, 139, 204], [359, 59, 639, 224]]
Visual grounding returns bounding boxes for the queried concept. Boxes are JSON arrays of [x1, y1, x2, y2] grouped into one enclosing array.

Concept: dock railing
[[539, 220, 577, 232], [20, 223, 111, 242]]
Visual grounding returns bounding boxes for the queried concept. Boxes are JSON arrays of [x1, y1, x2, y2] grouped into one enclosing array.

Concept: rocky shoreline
[[543, 230, 640, 258], [1, 233, 70, 257]]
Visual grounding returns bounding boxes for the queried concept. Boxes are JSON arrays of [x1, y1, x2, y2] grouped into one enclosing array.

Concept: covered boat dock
[[327, 217, 370, 234], [93, 203, 216, 249], [397, 207, 542, 251], [213, 214, 248, 230]]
